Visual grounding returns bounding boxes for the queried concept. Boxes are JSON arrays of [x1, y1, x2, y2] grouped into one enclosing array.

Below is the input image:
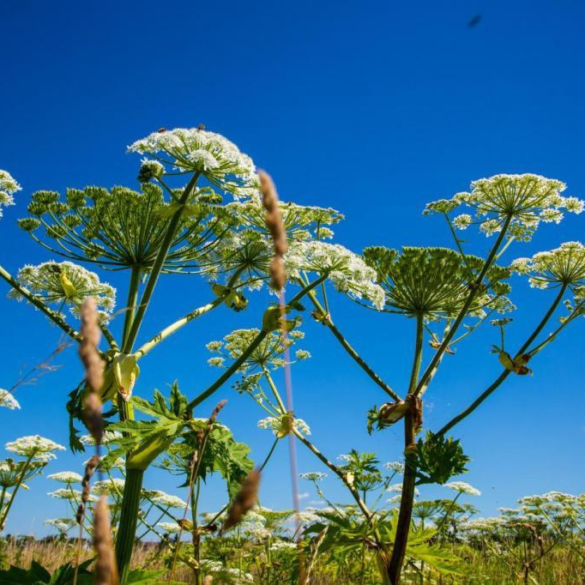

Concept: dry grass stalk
[[79, 297, 104, 443], [94, 495, 119, 585], [167, 400, 228, 584], [221, 469, 261, 533], [259, 170, 287, 291], [76, 454, 99, 524], [75, 298, 118, 584]]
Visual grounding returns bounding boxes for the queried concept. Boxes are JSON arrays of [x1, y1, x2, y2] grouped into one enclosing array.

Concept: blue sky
[[0, 0, 584, 536]]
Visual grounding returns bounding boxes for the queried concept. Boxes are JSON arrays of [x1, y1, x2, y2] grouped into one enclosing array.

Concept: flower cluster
[[424, 174, 583, 241], [258, 416, 311, 436], [0, 169, 21, 220], [43, 518, 76, 533], [9, 261, 116, 316], [157, 521, 181, 534], [143, 489, 188, 509], [363, 246, 512, 320], [229, 200, 344, 242], [47, 471, 83, 484], [18, 184, 234, 273], [207, 328, 307, 372], [0, 390, 20, 410], [5, 435, 65, 461], [511, 242, 585, 289], [445, 481, 481, 496], [300, 472, 327, 482], [128, 127, 258, 198], [286, 241, 385, 309]]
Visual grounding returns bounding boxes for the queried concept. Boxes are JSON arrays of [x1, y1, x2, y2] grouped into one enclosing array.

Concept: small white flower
[[0, 390, 20, 410], [300, 472, 327, 482], [128, 127, 258, 198], [0, 169, 21, 220], [44, 518, 76, 532], [47, 471, 83, 484], [157, 521, 182, 534], [257, 416, 311, 436], [145, 490, 188, 509], [93, 478, 125, 496], [6, 435, 65, 459], [445, 481, 481, 496], [383, 462, 405, 474]]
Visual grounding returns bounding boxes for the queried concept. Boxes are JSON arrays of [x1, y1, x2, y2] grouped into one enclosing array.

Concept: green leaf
[[414, 431, 470, 485]]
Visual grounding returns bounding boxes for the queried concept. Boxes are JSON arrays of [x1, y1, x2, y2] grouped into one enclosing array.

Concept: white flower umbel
[[9, 261, 116, 315], [49, 488, 97, 502], [128, 127, 258, 198], [300, 472, 327, 482], [286, 241, 385, 309], [157, 521, 182, 534], [383, 461, 405, 475], [93, 478, 125, 497], [0, 390, 20, 410], [47, 471, 83, 484], [445, 481, 481, 496], [5, 435, 65, 460], [80, 430, 122, 446], [511, 242, 585, 289], [44, 518, 76, 533], [144, 490, 188, 509], [424, 174, 583, 241], [258, 416, 311, 436], [0, 169, 21, 220], [387, 483, 420, 497]]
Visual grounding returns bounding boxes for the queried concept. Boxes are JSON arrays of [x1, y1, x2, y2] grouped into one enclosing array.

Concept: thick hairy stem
[[115, 468, 144, 584], [388, 409, 417, 584], [388, 316, 424, 584]]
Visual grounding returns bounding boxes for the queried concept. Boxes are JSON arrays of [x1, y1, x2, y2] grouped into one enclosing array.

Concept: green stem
[[115, 468, 144, 584], [293, 429, 372, 522], [0, 454, 34, 530], [0, 263, 81, 343], [133, 299, 222, 360], [133, 268, 245, 360], [413, 215, 512, 398], [186, 275, 327, 412], [436, 283, 568, 438], [122, 266, 142, 348], [122, 173, 200, 353], [434, 493, 461, 536], [307, 291, 401, 401]]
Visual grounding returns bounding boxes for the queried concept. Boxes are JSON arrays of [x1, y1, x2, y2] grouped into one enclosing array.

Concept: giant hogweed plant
[[0, 127, 348, 583], [1, 129, 584, 584]]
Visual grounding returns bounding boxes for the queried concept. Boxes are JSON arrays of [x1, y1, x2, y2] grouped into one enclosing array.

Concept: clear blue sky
[[0, 0, 584, 536]]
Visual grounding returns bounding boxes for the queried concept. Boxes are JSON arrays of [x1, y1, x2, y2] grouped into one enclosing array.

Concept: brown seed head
[[79, 298, 104, 443], [259, 170, 288, 291], [221, 469, 261, 532]]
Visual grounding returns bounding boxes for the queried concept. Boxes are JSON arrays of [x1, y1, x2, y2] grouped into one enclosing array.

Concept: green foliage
[[0, 560, 92, 585], [104, 383, 190, 471], [414, 432, 470, 485], [159, 421, 254, 499]]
